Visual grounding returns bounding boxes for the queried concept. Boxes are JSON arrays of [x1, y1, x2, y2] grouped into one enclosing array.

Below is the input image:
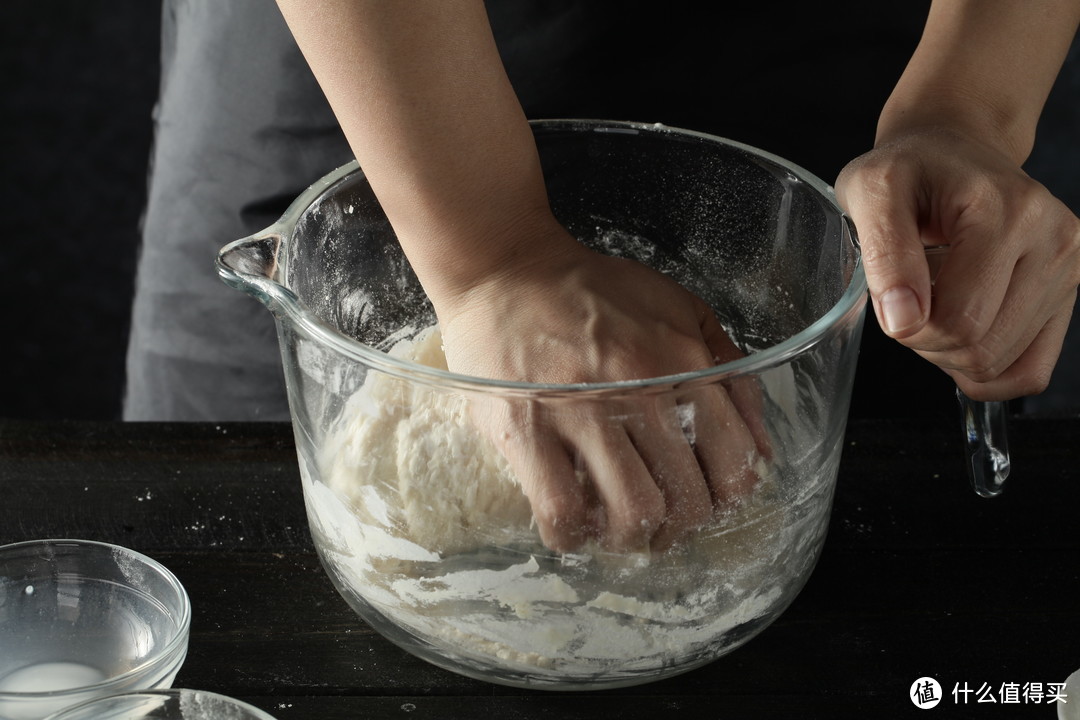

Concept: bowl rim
[[39, 688, 279, 720], [217, 118, 868, 396], [0, 538, 192, 702]]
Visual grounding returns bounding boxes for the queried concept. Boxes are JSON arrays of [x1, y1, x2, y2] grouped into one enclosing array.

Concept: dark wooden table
[[1, 419, 1077, 719]]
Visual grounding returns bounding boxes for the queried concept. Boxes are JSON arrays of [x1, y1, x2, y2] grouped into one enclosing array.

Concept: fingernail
[[880, 287, 922, 335]]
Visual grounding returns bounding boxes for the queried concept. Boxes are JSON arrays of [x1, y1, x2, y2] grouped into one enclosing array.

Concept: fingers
[[498, 431, 590, 553], [623, 400, 711, 551], [684, 386, 763, 507], [480, 402, 592, 553], [837, 134, 1080, 399], [944, 297, 1075, 401], [723, 375, 772, 461], [501, 399, 692, 553], [836, 153, 933, 339], [699, 299, 772, 458], [916, 237, 1018, 357], [488, 389, 767, 554], [579, 420, 667, 552], [577, 392, 762, 551], [901, 206, 1076, 395], [489, 399, 672, 553], [919, 249, 1057, 378]]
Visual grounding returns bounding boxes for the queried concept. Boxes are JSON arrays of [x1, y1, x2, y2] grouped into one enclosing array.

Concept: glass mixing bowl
[[218, 120, 867, 690]]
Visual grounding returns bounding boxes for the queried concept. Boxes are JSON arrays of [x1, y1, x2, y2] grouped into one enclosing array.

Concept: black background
[[6, 0, 1067, 422], [2, 1, 160, 420]]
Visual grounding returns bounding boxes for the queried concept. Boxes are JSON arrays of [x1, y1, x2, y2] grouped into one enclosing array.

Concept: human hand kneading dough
[[276, 1, 768, 553], [437, 224, 769, 553]]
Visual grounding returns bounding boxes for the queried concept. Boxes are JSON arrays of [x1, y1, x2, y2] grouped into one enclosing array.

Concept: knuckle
[[477, 399, 534, 445], [531, 490, 589, 553], [938, 303, 992, 349], [962, 175, 1006, 219], [606, 489, 665, 548], [954, 346, 1001, 383], [860, 234, 922, 271], [1015, 183, 1080, 285], [532, 488, 586, 530], [1020, 363, 1055, 397]]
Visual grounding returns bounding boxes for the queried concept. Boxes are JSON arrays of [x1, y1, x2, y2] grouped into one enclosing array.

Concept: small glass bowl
[[42, 690, 279, 720], [0, 539, 192, 720]]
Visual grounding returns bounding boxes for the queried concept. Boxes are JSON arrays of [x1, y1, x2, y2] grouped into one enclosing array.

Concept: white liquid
[[0, 661, 106, 693], [0, 662, 108, 720]]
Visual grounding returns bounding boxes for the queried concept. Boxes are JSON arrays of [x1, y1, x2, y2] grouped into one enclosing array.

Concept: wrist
[[876, 87, 1035, 166], [403, 202, 587, 321], [874, 0, 1080, 166]]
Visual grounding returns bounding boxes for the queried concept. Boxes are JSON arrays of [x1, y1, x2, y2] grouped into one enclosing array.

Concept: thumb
[[837, 162, 932, 340]]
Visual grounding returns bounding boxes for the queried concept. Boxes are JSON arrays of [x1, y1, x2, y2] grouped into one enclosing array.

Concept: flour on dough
[[325, 326, 535, 555], [308, 325, 822, 679]]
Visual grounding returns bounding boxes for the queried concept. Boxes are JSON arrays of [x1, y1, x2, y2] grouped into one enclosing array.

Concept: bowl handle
[[924, 245, 1012, 498], [957, 390, 1011, 498]]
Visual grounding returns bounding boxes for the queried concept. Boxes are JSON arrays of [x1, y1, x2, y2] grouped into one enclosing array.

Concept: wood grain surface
[[1, 419, 1077, 719]]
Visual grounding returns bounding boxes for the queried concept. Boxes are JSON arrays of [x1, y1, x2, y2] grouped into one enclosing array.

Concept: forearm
[[878, 0, 1080, 163], [275, 0, 565, 304]]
